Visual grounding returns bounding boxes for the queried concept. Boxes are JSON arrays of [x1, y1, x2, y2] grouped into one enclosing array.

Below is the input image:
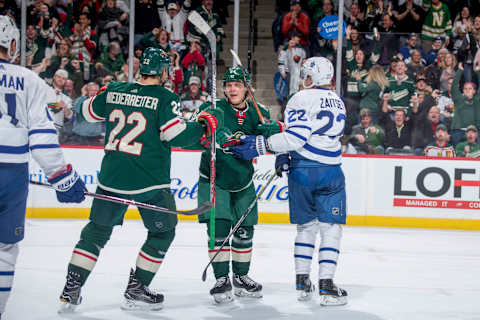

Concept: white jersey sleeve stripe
[[30, 143, 60, 150], [82, 97, 105, 122], [28, 128, 57, 135], [0, 144, 29, 154], [160, 117, 187, 142], [304, 143, 341, 157], [286, 129, 308, 142], [289, 124, 312, 131]]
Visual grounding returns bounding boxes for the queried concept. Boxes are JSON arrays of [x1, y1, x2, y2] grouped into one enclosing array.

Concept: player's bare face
[[225, 81, 247, 106]]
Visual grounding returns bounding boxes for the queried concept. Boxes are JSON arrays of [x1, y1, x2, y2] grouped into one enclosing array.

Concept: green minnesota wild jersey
[[386, 76, 415, 109], [83, 81, 204, 194], [198, 98, 271, 192]]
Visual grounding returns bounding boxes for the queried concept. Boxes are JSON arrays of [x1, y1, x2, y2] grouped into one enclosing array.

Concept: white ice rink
[[4, 219, 480, 320]]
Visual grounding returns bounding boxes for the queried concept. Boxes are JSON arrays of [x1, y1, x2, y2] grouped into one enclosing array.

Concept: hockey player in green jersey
[[196, 66, 284, 304], [58, 47, 224, 312]]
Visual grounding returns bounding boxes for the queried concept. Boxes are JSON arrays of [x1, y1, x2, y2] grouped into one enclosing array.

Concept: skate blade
[[121, 298, 163, 311], [297, 290, 313, 301], [319, 295, 347, 306], [58, 300, 79, 314], [233, 287, 263, 298], [297, 284, 315, 301], [212, 291, 234, 304]]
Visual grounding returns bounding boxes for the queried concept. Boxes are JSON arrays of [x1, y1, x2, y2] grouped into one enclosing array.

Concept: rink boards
[[26, 147, 480, 230]]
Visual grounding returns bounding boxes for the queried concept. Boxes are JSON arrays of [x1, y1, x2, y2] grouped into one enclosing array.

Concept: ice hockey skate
[[232, 274, 263, 298], [318, 279, 348, 306], [296, 274, 315, 301], [121, 269, 164, 311], [58, 270, 83, 313], [210, 276, 234, 304]]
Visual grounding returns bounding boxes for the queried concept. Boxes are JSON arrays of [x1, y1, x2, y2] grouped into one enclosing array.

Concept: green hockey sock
[[232, 226, 254, 276], [135, 229, 175, 286], [207, 219, 231, 279], [68, 222, 113, 285]]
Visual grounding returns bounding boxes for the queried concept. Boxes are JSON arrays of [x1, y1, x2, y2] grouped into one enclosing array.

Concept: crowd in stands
[[1, 0, 228, 145], [275, 0, 480, 157], [3, 0, 479, 158]]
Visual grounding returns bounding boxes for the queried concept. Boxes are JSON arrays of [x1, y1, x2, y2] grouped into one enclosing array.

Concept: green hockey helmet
[[139, 47, 170, 76], [223, 66, 250, 86]]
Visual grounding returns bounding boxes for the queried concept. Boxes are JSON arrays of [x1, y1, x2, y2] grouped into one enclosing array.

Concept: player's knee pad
[[296, 220, 319, 246], [0, 243, 19, 313], [232, 226, 254, 264], [80, 221, 113, 249], [318, 222, 342, 249], [232, 226, 253, 246], [145, 229, 176, 253], [0, 243, 19, 269]]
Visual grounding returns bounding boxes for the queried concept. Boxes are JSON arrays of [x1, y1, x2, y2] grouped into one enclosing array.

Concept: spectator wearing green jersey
[[421, 0, 452, 53], [383, 60, 416, 116], [96, 41, 125, 76], [349, 108, 385, 154], [455, 125, 480, 157], [449, 67, 480, 146], [356, 65, 389, 123]]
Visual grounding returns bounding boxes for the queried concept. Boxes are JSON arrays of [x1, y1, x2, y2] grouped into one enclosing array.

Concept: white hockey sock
[[0, 243, 19, 314], [294, 220, 319, 275], [318, 223, 342, 279]]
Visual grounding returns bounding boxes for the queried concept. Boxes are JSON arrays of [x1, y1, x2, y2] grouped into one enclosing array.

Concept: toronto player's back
[[0, 61, 47, 129], [291, 88, 346, 159]]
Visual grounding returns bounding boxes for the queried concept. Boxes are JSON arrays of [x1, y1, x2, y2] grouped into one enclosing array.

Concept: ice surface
[[4, 219, 480, 320]]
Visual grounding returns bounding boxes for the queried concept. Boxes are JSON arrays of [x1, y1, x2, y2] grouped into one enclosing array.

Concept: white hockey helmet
[[300, 56, 334, 89], [0, 15, 20, 62]]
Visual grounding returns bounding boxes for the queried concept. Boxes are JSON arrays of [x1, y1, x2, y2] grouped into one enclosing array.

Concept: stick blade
[[188, 11, 211, 36], [229, 49, 243, 66], [202, 269, 208, 281], [182, 201, 213, 216]]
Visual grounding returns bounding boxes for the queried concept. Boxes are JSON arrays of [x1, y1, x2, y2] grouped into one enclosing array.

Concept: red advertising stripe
[[394, 198, 480, 210], [454, 180, 480, 187]]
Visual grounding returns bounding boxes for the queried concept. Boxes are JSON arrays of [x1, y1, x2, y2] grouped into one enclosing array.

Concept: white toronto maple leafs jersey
[[268, 88, 346, 165], [0, 60, 66, 176]]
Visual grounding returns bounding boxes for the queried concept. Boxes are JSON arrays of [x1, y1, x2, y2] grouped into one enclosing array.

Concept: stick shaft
[[29, 180, 210, 215]]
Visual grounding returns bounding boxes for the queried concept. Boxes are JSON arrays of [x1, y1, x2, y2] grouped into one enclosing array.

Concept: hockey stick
[[188, 11, 217, 250], [29, 180, 212, 216], [230, 49, 265, 124], [201, 167, 281, 281]]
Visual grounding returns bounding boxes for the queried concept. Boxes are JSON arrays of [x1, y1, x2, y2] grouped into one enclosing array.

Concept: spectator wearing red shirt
[[168, 50, 183, 94], [182, 40, 206, 91], [281, 0, 310, 47]]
